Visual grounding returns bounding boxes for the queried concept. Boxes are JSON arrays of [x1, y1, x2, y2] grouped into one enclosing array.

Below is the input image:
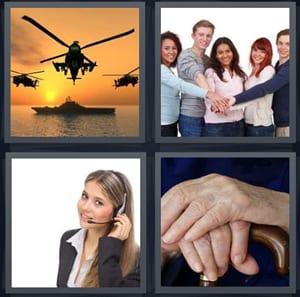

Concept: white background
[[10, 158, 141, 287], [161, 7, 290, 72]]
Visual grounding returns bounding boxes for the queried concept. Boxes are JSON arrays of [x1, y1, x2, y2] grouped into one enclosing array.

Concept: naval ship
[[32, 96, 115, 115]]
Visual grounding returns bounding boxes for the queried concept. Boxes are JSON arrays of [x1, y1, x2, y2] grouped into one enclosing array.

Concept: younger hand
[[211, 97, 235, 114], [108, 214, 132, 240], [206, 91, 230, 114]]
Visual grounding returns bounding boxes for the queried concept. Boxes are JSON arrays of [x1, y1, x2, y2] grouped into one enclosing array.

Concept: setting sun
[[45, 90, 56, 104], [10, 7, 140, 106]]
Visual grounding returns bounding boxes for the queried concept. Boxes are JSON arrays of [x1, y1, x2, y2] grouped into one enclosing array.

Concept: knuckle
[[174, 187, 189, 208], [204, 210, 223, 228], [211, 227, 228, 242], [179, 243, 194, 259], [195, 236, 211, 249], [230, 220, 250, 231], [189, 200, 206, 217]]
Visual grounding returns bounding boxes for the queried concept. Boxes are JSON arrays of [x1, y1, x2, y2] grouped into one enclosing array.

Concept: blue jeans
[[203, 120, 244, 137], [245, 123, 274, 137], [179, 114, 204, 137]]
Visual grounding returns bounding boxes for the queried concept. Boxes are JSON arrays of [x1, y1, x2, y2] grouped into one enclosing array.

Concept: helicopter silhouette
[[103, 67, 139, 89], [11, 70, 45, 89], [22, 15, 135, 85]]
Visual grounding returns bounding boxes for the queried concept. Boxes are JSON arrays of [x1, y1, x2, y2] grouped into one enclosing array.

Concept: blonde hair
[[192, 19, 215, 34], [81, 170, 137, 287]]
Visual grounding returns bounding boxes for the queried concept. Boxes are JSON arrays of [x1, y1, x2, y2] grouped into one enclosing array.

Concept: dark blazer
[[57, 229, 140, 287]]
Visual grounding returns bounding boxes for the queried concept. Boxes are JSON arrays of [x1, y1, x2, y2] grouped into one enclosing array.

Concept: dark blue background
[[161, 157, 290, 287], [1, 0, 300, 296]]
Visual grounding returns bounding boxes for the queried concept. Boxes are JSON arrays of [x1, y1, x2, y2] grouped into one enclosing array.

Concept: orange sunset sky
[[10, 7, 139, 106]]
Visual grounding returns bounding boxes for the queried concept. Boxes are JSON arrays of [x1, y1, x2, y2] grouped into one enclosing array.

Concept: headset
[[114, 193, 127, 216]]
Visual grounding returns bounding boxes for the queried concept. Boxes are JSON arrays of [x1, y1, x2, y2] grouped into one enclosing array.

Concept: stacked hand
[[206, 91, 232, 114], [162, 221, 259, 281], [211, 96, 236, 114], [161, 174, 289, 280]]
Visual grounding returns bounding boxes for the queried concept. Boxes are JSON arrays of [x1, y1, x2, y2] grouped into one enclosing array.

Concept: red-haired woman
[[242, 38, 275, 136]]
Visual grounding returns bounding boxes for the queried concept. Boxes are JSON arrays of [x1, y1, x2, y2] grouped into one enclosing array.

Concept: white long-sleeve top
[[243, 65, 275, 126]]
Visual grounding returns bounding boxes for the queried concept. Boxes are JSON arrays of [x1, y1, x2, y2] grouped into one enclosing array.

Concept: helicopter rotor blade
[[103, 74, 124, 76], [81, 28, 135, 50], [127, 67, 139, 75], [40, 52, 67, 63], [25, 70, 45, 75], [82, 54, 95, 65], [11, 70, 45, 75], [28, 75, 43, 80], [11, 70, 24, 75], [102, 66, 140, 76], [22, 15, 69, 48]]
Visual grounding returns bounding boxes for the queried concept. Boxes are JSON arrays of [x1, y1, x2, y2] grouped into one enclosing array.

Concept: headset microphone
[[87, 219, 113, 224]]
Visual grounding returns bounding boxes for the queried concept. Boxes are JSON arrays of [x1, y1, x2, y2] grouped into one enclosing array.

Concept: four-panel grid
[[2, 1, 297, 295]]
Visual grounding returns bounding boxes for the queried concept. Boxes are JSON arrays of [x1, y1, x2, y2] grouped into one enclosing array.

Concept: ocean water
[[11, 105, 139, 137]]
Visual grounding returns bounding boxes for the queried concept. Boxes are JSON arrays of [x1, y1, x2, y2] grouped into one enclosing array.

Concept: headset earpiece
[[114, 193, 127, 216]]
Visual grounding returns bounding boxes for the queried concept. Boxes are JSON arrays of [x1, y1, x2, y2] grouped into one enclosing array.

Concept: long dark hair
[[209, 37, 246, 82], [161, 31, 182, 67]]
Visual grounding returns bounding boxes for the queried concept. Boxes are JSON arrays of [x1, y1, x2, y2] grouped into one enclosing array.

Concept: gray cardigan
[[177, 48, 210, 118]]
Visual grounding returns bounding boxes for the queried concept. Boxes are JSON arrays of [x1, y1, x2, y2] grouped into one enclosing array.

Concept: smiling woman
[[203, 37, 247, 137], [9, 157, 141, 288], [57, 169, 140, 288]]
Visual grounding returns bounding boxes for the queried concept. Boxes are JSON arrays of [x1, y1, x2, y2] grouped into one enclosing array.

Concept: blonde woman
[[57, 170, 139, 287]]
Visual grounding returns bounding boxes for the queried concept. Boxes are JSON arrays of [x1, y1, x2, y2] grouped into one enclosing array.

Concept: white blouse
[[66, 229, 95, 287]]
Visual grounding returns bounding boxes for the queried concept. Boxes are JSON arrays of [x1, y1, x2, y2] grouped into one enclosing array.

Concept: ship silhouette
[[32, 96, 115, 115]]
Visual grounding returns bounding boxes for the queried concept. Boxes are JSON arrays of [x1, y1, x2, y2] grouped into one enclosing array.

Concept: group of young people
[[161, 20, 290, 137]]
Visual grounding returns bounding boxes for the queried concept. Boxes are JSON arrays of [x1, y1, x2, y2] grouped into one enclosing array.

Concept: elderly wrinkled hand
[[161, 174, 289, 245], [162, 220, 259, 281]]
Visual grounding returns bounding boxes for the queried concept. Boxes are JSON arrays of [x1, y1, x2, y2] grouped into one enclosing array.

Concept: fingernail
[[233, 255, 242, 265], [208, 272, 218, 282], [162, 232, 173, 243]]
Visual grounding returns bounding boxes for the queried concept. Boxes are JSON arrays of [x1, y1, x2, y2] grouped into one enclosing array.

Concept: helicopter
[[22, 15, 135, 85], [103, 67, 139, 89], [11, 70, 45, 89]]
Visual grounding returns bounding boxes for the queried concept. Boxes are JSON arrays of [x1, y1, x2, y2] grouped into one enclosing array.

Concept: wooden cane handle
[[250, 224, 289, 275], [199, 224, 289, 286]]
